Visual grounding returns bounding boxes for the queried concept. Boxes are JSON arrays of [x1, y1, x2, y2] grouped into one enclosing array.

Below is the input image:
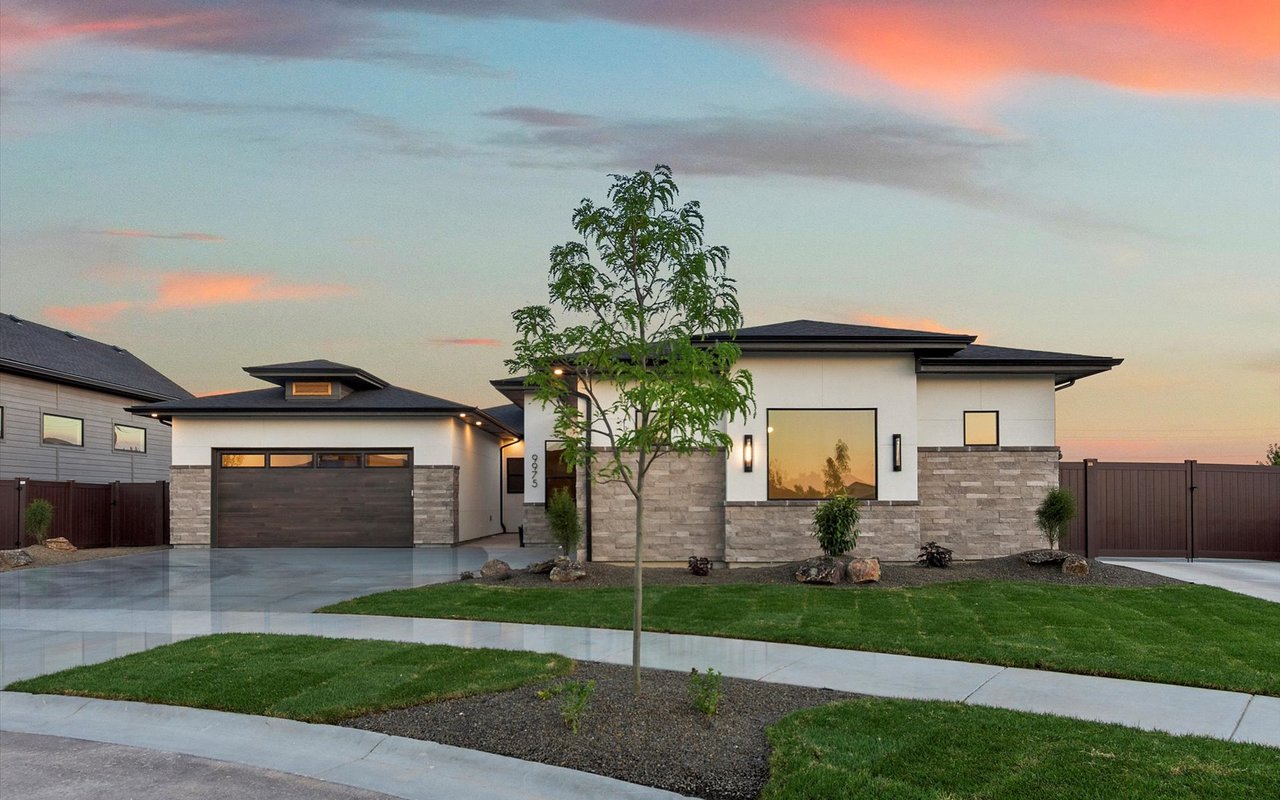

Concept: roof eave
[[242, 365, 387, 390], [916, 358, 1123, 382]]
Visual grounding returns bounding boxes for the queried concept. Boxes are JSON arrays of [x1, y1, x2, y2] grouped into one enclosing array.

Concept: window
[[42, 414, 83, 447], [506, 457, 525, 493], [221, 453, 265, 468], [766, 409, 877, 500], [366, 453, 409, 468], [964, 411, 999, 446], [0, 406, 4, 438], [317, 452, 361, 468], [269, 453, 313, 468], [113, 424, 146, 453], [544, 444, 575, 504], [292, 381, 333, 397]]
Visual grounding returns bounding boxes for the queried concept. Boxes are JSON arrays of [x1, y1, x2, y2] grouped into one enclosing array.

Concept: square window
[[113, 424, 146, 453], [42, 414, 83, 447], [767, 409, 877, 500], [964, 411, 1000, 446]]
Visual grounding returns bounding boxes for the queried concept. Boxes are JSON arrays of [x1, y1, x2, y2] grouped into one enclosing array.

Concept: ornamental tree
[[507, 165, 754, 695]]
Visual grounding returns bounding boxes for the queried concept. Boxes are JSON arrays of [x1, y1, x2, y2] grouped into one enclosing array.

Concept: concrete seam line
[[1228, 695, 1255, 742], [961, 667, 1007, 703]]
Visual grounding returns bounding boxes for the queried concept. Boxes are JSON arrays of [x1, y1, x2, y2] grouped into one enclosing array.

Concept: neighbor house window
[[766, 409, 877, 500], [506, 457, 524, 493], [221, 453, 265, 468], [269, 453, 314, 468], [113, 424, 146, 453], [366, 453, 409, 467], [317, 452, 361, 468], [964, 411, 999, 446], [292, 381, 333, 397], [0, 406, 4, 438], [42, 414, 83, 447]]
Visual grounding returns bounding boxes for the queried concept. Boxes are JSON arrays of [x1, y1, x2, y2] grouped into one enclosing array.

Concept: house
[[0, 313, 191, 483], [133, 360, 522, 547]]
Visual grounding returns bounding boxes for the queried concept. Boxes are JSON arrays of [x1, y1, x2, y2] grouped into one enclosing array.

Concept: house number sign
[[530, 454, 539, 489]]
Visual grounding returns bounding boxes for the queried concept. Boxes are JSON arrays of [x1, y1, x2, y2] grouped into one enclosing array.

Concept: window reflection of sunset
[[767, 410, 876, 500]]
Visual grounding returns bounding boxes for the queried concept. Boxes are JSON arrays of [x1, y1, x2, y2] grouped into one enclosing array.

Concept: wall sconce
[[892, 434, 902, 472], [743, 434, 754, 473]]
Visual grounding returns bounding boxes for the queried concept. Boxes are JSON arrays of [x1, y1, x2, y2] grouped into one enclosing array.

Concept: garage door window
[[269, 453, 314, 468], [318, 453, 362, 468], [221, 453, 265, 468], [366, 453, 408, 467]]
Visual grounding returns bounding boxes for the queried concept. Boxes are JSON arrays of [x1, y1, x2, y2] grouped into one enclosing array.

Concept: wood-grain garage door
[[214, 450, 412, 547]]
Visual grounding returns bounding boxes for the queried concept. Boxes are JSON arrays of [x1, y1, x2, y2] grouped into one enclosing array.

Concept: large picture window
[[767, 409, 877, 500]]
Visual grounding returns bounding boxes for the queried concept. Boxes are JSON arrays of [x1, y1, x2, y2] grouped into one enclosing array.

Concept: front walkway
[[1101, 558, 1280, 603]]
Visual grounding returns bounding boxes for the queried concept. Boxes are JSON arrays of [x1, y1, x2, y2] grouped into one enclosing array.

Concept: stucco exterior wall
[[500, 439, 524, 533], [917, 375, 1056, 447], [451, 420, 500, 542], [170, 417, 455, 466]]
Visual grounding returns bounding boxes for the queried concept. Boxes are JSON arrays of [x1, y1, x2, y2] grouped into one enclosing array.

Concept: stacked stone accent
[[522, 504, 552, 545], [917, 446, 1059, 559], [590, 450, 726, 564], [413, 465, 459, 546], [169, 465, 212, 546], [724, 500, 920, 563]]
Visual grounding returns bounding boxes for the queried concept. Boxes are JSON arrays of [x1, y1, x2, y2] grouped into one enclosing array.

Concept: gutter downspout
[[566, 389, 594, 562], [498, 436, 523, 536]]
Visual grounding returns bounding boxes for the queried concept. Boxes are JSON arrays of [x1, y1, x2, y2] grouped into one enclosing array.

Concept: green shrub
[[24, 498, 54, 545], [546, 488, 582, 556], [689, 667, 723, 716], [1035, 487, 1078, 549], [811, 493, 861, 557], [538, 679, 595, 733]]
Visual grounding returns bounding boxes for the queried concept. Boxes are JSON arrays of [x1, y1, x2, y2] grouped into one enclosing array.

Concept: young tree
[[1261, 443, 1280, 467], [508, 165, 754, 694]]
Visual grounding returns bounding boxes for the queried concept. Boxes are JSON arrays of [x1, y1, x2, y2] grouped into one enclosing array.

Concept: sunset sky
[[1, 1, 1276, 463]]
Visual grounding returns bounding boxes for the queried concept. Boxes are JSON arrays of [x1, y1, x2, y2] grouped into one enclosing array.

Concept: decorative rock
[[43, 537, 77, 552], [846, 557, 881, 583], [1062, 555, 1090, 577], [459, 571, 474, 580], [1021, 549, 1070, 565], [0, 549, 34, 567], [549, 560, 587, 583], [526, 559, 557, 575], [479, 559, 512, 580], [794, 557, 844, 585]]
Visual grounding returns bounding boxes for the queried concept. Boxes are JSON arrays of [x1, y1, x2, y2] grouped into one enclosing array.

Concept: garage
[[213, 449, 413, 547]]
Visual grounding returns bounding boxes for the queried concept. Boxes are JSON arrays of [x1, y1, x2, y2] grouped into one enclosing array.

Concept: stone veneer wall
[[917, 446, 1059, 559], [724, 500, 921, 563], [169, 465, 211, 546], [413, 465, 459, 545]]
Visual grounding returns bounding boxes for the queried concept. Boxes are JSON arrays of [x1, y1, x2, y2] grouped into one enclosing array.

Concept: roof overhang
[[916, 356, 1123, 383], [126, 406, 521, 440], [243, 363, 387, 390], [489, 376, 527, 404], [2, 359, 185, 402]]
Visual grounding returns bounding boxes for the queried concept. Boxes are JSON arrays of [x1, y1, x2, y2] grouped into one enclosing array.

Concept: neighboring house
[[133, 360, 521, 548], [0, 313, 191, 483], [507, 320, 1122, 564]]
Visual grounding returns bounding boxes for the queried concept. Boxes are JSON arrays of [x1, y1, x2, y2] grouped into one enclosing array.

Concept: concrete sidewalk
[[3, 608, 1276, 748], [1101, 558, 1280, 603]]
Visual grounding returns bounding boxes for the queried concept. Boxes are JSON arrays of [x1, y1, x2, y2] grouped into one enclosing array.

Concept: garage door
[[214, 450, 413, 547]]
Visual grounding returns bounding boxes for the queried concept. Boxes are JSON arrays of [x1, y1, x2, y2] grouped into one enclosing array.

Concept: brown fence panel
[[1, 480, 20, 547], [1058, 463, 1087, 554], [1194, 464, 1280, 560], [70, 483, 112, 548], [1089, 462, 1189, 557], [115, 482, 169, 546], [23, 481, 75, 546], [0, 479, 170, 549]]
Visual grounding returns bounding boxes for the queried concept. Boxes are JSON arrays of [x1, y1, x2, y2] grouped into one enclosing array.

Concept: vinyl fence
[[1, 478, 169, 549]]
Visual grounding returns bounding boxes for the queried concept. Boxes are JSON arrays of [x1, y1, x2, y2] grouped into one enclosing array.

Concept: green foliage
[[689, 667, 723, 716], [917, 541, 954, 568], [1035, 487, 1078, 549], [811, 494, 861, 557], [545, 488, 582, 555], [538, 679, 596, 734], [24, 498, 54, 544], [1262, 443, 1280, 467]]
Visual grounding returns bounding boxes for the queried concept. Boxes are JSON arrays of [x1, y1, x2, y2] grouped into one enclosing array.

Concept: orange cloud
[[43, 301, 132, 331], [92, 229, 225, 242], [150, 272, 354, 309], [430, 337, 503, 347], [852, 314, 972, 336]]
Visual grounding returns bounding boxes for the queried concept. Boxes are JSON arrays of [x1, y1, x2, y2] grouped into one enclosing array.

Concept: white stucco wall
[[725, 353, 919, 502], [452, 418, 502, 542], [522, 390, 557, 505], [917, 375, 1056, 447], [500, 438, 525, 532]]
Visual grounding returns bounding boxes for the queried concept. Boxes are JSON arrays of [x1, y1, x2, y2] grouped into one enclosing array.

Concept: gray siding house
[[0, 313, 191, 483]]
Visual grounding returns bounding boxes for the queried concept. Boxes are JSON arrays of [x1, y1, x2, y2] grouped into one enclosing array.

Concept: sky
[[1, 0, 1276, 463]]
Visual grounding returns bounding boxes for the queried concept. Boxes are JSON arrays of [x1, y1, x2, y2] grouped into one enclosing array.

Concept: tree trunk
[[632, 450, 646, 696]]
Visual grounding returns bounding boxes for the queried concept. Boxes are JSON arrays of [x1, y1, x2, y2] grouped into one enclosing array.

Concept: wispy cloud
[[481, 106, 596, 128], [852, 314, 971, 336], [91, 228, 225, 242], [43, 300, 133, 331], [430, 337, 503, 347]]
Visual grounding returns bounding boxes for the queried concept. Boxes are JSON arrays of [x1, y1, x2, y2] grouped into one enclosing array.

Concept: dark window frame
[[112, 423, 147, 454], [765, 407, 879, 501], [0, 405, 4, 438], [41, 412, 85, 448], [543, 440, 576, 506], [366, 453, 410, 468], [317, 452, 363, 469], [220, 452, 266, 468], [506, 456, 525, 494], [290, 381, 334, 397], [963, 410, 1000, 447], [268, 453, 315, 468]]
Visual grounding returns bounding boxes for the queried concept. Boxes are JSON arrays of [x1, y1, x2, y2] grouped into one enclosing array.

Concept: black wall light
[[743, 434, 754, 472], [892, 434, 903, 472]]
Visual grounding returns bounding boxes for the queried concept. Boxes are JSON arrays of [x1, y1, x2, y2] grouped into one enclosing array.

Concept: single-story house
[[134, 319, 1120, 560], [1, 313, 191, 483]]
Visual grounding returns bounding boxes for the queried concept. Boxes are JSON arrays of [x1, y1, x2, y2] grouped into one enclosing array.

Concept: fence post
[[1185, 460, 1196, 562], [1082, 459, 1097, 558], [156, 481, 166, 546], [110, 482, 120, 548], [14, 479, 27, 548], [65, 480, 77, 542]]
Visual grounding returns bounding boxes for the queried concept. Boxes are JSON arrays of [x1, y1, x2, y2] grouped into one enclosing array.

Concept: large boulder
[[549, 560, 587, 583], [43, 537, 76, 552], [1021, 549, 1070, 565], [847, 557, 881, 583], [0, 549, 34, 567], [526, 558, 557, 575], [480, 559, 513, 580], [1062, 555, 1090, 577], [794, 557, 845, 585]]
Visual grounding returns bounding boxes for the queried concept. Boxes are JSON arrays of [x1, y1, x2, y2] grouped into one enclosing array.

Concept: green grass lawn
[[763, 698, 1279, 800], [5, 633, 571, 723], [319, 581, 1280, 695]]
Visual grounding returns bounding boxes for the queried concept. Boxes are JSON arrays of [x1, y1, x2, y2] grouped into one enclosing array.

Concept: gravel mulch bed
[[0, 545, 170, 572], [345, 661, 853, 800], [483, 552, 1180, 590]]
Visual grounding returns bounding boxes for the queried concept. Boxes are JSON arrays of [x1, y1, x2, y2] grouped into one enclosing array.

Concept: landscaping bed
[[0, 544, 170, 572]]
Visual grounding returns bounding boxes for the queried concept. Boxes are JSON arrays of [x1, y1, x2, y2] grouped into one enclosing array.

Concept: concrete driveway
[[1100, 558, 1280, 603]]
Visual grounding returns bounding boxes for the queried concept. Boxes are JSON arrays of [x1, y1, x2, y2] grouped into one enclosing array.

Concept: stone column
[[169, 465, 212, 547], [413, 465, 459, 546]]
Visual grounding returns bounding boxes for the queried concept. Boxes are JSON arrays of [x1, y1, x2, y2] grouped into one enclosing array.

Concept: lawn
[[763, 698, 1279, 800], [5, 633, 571, 723], [319, 581, 1280, 696]]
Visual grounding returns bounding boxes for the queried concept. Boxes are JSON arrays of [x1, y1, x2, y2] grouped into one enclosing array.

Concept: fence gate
[[2, 479, 170, 549]]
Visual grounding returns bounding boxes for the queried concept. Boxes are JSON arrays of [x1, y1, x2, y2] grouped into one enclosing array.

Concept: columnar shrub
[[811, 493, 861, 557], [546, 488, 582, 556], [1035, 488, 1078, 550]]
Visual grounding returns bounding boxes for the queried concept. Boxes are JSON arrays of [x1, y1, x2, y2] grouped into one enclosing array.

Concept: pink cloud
[[430, 337, 503, 347], [92, 229, 225, 242], [852, 313, 972, 336], [149, 272, 354, 309], [42, 301, 132, 331]]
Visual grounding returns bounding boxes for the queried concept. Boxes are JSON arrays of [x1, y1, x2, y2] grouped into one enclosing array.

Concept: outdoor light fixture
[[743, 434, 754, 472], [459, 412, 468, 418], [552, 367, 565, 376], [150, 413, 159, 418], [892, 434, 902, 472]]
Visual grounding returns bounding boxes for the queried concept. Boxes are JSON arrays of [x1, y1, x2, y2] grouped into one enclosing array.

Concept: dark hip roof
[[1, 313, 192, 401], [243, 359, 387, 389]]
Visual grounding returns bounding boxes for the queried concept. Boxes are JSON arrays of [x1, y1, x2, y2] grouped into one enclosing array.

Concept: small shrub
[[687, 556, 711, 576], [917, 541, 953, 568], [689, 667, 723, 716], [24, 499, 54, 545], [537, 679, 596, 734], [546, 488, 582, 556], [1035, 487, 1078, 549], [811, 493, 861, 557]]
